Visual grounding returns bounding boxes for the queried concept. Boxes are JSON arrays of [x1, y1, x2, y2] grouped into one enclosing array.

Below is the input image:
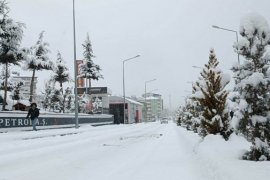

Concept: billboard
[[76, 60, 85, 87]]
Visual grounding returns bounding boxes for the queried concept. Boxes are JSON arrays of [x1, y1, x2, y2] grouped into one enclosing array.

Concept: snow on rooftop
[[109, 96, 143, 106], [16, 100, 30, 106], [146, 96, 160, 100]]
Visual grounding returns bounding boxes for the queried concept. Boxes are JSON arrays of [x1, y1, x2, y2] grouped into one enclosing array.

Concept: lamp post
[[144, 78, 157, 122], [73, 0, 79, 128], [212, 25, 240, 64], [122, 55, 140, 124]]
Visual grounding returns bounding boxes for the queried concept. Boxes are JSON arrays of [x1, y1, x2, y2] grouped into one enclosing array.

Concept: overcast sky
[[7, 0, 270, 110]]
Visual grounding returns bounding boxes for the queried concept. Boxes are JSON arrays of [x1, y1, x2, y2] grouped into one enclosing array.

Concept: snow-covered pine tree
[[176, 106, 184, 126], [179, 98, 194, 130], [50, 88, 61, 112], [50, 52, 71, 113], [51, 52, 71, 92], [0, 65, 13, 91], [193, 49, 232, 140], [188, 85, 205, 134], [78, 33, 103, 92], [42, 81, 54, 111], [232, 13, 270, 161], [64, 87, 74, 112], [11, 81, 23, 101], [23, 31, 53, 103], [0, 0, 25, 110], [180, 96, 202, 133], [78, 93, 87, 113]]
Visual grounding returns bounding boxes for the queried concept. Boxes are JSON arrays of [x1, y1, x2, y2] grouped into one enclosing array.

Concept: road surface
[[1, 122, 269, 180]]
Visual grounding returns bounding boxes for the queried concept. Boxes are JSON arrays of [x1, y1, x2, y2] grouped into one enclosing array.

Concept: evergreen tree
[[232, 13, 270, 161], [179, 98, 194, 130], [0, 67, 23, 102], [0, 65, 13, 91], [78, 93, 87, 113], [188, 86, 204, 134], [23, 31, 53, 103], [64, 87, 74, 112], [193, 49, 232, 140], [11, 81, 23, 100], [50, 88, 61, 112], [176, 106, 184, 126], [0, 0, 25, 110], [42, 81, 54, 111], [78, 33, 103, 91], [51, 52, 70, 93], [50, 52, 71, 112]]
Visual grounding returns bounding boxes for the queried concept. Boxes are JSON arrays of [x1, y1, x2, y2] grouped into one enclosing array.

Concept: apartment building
[[138, 93, 163, 122]]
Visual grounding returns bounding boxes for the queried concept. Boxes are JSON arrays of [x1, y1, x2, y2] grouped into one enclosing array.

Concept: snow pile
[[196, 134, 250, 160], [195, 133, 270, 180]]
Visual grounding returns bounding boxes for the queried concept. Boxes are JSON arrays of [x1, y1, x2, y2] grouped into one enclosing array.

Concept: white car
[[160, 118, 168, 124]]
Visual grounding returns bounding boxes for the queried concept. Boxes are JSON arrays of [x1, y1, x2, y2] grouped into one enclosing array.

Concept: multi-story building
[[137, 93, 163, 122], [12, 76, 38, 102]]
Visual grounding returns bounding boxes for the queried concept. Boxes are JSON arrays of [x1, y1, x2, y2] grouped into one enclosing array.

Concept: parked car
[[160, 118, 168, 124]]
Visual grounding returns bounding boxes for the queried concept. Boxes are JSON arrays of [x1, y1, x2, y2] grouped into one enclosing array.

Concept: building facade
[[12, 76, 38, 102], [138, 93, 163, 122], [109, 96, 143, 124]]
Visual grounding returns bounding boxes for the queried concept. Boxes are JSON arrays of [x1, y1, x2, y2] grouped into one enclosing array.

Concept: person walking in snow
[[26, 103, 40, 131]]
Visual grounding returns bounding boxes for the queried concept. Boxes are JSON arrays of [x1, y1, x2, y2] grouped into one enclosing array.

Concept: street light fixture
[[192, 65, 203, 69], [73, 0, 79, 128], [144, 78, 157, 122], [122, 55, 140, 124], [212, 25, 240, 64]]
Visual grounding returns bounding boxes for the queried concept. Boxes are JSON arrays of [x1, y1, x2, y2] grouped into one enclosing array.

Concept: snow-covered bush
[[232, 13, 270, 161]]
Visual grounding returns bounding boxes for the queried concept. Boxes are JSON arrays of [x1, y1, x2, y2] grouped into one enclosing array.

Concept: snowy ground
[[0, 122, 269, 180]]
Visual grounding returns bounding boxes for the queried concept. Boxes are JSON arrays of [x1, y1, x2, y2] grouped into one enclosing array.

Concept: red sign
[[76, 60, 85, 87]]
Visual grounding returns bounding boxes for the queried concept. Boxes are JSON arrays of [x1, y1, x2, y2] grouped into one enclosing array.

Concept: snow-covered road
[[0, 122, 269, 180]]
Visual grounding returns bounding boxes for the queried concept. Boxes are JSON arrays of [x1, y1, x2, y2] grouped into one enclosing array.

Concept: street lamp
[[192, 65, 203, 69], [144, 78, 157, 122], [212, 25, 240, 64], [73, 0, 79, 128], [122, 55, 140, 124]]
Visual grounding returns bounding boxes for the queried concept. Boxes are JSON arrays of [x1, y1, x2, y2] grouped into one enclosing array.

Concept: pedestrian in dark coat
[[26, 103, 40, 131]]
